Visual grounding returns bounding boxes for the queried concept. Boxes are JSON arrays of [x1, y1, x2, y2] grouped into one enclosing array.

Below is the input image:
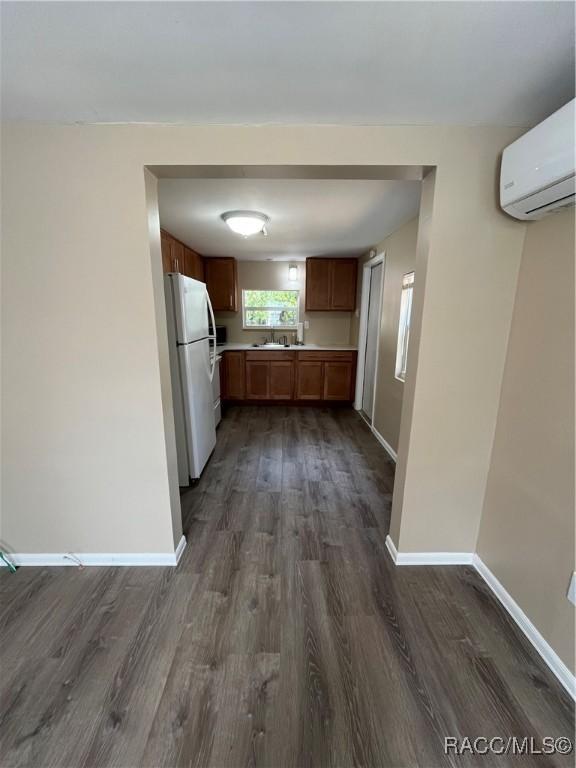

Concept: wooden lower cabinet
[[221, 351, 245, 399], [295, 361, 324, 400], [222, 350, 356, 403], [270, 361, 294, 399], [324, 361, 354, 400], [245, 360, 270, 399], [245, 357, 295, 400]]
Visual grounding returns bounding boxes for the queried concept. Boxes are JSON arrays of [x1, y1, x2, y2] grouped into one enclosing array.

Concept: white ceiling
[[158, 178, 421, 260], [2, 2, 574, 126]]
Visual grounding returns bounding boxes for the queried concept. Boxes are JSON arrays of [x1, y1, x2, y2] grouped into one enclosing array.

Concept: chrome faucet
[[261, 329, 289, 346]]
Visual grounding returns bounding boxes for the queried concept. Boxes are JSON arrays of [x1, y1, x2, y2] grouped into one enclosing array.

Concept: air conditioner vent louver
[[525, 192, 575, 216]]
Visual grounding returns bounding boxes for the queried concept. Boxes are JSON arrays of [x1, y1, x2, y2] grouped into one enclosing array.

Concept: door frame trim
[[354, 250, 386, 415]]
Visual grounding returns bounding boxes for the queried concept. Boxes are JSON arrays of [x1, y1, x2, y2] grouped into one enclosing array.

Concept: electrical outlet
[[304, 320, 310, 330], [567, 572, 576, 607]]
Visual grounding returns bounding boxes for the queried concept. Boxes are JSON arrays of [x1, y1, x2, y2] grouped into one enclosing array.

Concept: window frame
[[241, 289, 300, 330], [395, 271, 415, 383]]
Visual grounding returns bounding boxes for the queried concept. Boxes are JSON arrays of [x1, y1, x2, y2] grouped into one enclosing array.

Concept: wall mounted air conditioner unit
[[500, 99, 575, 221]]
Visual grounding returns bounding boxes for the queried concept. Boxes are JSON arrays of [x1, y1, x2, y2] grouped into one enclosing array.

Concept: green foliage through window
[[243, 290, 300, 328]]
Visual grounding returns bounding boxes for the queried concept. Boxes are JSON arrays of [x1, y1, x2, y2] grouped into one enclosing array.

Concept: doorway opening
[[146, 164, 425, 538]]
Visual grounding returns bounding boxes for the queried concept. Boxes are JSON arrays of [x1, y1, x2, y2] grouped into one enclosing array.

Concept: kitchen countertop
[[217, 343, 358, 352]]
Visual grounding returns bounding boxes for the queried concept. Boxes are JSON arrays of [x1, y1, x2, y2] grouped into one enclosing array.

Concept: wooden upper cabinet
[[182, 246, 204, 282], [187, 248, 205, 282], [305, 258, 332, 310], [330, 259, 358, 310], [171, 240, 185, 274], [205, 258, 238, 312], [181, 247, 192, 277], [161, 231, 175, 273], [160, 229, 205, 282], [305, 258, 358, 311]]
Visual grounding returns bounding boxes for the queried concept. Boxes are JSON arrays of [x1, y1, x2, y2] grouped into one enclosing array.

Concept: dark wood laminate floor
[[1, 406, 574, 768]]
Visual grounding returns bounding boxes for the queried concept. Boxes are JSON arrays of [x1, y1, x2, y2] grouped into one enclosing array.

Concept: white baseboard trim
[[174, 534, 187, 565], [0, 534, 187, 568], [371, 427, 398, 462], [384, 535, 473, 565], [473, 554, 576, 700], [384, 535, 575, 699], [385, 533, 399, 562]]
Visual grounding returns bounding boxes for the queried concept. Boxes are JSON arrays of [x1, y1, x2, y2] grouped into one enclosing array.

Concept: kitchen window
[[242, 289, 300, 329], [395, 272, 414, 382]]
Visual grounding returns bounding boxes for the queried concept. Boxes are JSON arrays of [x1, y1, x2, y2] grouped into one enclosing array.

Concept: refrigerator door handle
[[206, 291, 217, 382]]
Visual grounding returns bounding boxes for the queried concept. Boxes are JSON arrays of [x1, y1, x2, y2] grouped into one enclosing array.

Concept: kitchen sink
[[251, 342, 290, 348]]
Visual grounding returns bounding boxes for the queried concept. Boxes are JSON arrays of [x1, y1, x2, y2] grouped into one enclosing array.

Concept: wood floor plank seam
[[1, 406, 573, 768]]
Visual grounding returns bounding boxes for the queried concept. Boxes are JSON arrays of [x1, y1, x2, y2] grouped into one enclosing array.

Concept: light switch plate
[[304, 320, 310, 329], [567, 572, 576, 606]]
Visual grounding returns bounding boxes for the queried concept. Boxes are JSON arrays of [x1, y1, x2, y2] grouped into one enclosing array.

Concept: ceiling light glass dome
[[221, 210, 269, 237]]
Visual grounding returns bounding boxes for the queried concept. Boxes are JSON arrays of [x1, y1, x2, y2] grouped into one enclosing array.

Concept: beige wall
[[214, 260, 353, 345], [356, 217, 418, 453], [145, 171, 183, 548], [476, 209, 575, 673], [391, 155, 525, 553], [1, 122, 525, 556], [389, 171, 435, 546], [1, 136, 181, 555]]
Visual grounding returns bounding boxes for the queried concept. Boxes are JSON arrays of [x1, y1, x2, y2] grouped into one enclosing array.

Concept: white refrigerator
[[164, 274, 217, 485]]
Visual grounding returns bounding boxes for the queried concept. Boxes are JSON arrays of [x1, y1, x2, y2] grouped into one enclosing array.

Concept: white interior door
[[362, 261, 383, 421]]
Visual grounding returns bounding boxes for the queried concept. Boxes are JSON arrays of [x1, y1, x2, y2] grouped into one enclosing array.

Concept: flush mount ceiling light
[[221, 210, 269, 237]]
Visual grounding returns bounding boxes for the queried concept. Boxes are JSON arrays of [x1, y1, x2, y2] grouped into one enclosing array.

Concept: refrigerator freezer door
[[178, 338, 216, 479], [172, 274, 209, 344]]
